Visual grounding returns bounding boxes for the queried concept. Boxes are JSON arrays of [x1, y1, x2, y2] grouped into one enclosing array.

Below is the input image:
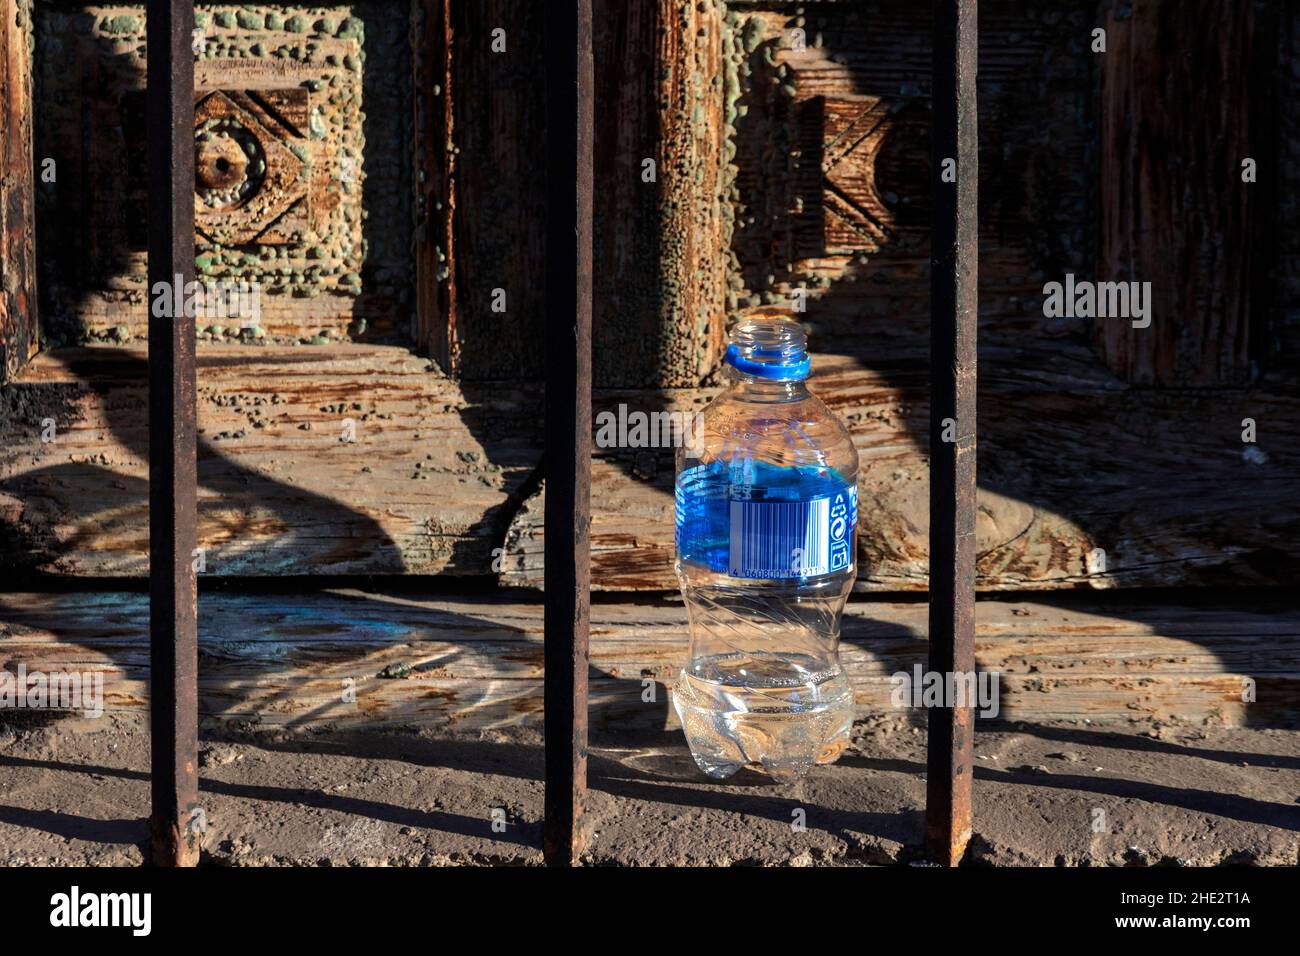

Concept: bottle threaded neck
[[725, 316, 810, 381]]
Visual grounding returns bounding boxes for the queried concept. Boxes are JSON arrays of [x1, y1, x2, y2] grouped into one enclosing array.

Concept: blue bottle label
[[677, 462, 856, 579]]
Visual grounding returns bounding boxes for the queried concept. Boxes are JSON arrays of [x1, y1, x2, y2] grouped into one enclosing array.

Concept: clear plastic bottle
[[673, 315, 859, 783]]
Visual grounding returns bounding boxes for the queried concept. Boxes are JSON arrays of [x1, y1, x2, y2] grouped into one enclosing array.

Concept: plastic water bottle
[[673, 316, 859, 783]]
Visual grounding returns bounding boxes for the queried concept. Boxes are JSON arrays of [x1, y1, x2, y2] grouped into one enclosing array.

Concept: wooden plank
[[412, 0, 458, 372], [1277, 3, 1300, 366], [9, 600, 1298, 680], [1, 591, 1295, 728], [0, 673, 1277, 731], [0, 344, 543, 578], [0, 0, 38, 384], [590, 0, 726, 387], [1096, 0, 1276, 385], [4, 343, 1299, 588], [447, 0, 546, 381]]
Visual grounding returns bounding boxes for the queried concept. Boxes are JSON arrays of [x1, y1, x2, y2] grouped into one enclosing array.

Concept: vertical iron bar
[[147, 0, 200, 867], [543, 0, 593, 866], [926, 0, 977, 867]]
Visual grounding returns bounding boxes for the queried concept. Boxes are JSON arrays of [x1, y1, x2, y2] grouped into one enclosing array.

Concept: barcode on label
[[729, 497, 830, 578]]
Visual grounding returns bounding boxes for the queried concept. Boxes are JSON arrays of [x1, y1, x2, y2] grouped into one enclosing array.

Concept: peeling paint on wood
[[0, 0, 38, 383], [591, 0, 727, 388]]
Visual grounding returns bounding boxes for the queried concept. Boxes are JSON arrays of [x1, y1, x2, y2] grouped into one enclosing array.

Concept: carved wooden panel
[[33, 3, 413, 345], [193, 89, 311, 246], [726, 2, 1095, 358], [792, 94, 929, 258]]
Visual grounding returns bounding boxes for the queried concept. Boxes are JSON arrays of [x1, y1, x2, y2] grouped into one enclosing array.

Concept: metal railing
[[146, 0, 200, 868], [925, 0, 978, 868], [144, 0, 977, 868]]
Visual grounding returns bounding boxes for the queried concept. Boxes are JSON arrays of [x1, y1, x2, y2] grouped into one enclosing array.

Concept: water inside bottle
[[673, 651, 854, 783]]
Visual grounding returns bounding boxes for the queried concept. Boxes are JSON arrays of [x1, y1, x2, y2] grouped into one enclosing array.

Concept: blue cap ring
[[724, 343, 811, 381]]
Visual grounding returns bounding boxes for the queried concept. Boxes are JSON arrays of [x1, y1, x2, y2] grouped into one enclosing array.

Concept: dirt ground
[[0, 712, 1296, 866]]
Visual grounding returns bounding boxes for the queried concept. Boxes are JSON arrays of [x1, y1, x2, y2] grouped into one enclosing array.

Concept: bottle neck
[[726, 367, 810, 402]]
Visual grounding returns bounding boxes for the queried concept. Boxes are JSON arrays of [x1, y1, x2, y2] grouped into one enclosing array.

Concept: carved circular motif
[[195, 118, 266, 209]]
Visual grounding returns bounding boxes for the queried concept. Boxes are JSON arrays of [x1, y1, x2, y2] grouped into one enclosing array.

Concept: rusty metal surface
[[146, 0, 200, 868], [543, 0, 593, 867], [925, 0, 978, 867]]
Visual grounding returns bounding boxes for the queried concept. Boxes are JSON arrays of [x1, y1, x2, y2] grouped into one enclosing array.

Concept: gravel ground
[[0, 712, 1296, 866]]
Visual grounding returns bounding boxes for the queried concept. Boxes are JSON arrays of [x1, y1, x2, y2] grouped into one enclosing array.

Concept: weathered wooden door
[[512, 0, 1297, 595], [2, 1, 1295, 592]]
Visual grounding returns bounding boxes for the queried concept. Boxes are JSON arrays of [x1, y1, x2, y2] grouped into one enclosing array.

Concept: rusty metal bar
[[146, 0, 200, 867], [926, 0, 978, 867], [542, 0, 593, 866]]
